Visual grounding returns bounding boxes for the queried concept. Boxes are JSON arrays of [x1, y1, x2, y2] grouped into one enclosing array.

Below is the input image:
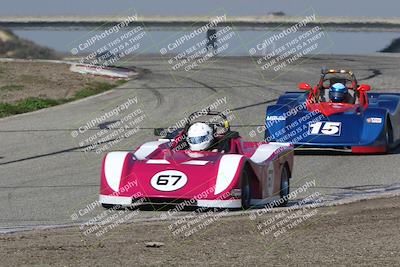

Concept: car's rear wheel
[[279, 165, 290, 207], [241, 169, 251, 209]]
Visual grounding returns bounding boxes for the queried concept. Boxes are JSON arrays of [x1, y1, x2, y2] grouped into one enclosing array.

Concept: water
[[12, 28, 400, 56], [4, 0, 400, 56]]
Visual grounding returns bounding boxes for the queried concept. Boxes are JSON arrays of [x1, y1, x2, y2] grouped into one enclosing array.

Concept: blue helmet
[[329, 83, 348, 103]]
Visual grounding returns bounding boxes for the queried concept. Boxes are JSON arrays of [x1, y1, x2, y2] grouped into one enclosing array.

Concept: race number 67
[[156, 175, 182, 186], [309, 122, 341, 135]]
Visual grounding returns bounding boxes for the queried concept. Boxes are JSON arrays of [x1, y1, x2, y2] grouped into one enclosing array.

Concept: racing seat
[[210, 131, 239, 153], [344, 93, 356, 104]]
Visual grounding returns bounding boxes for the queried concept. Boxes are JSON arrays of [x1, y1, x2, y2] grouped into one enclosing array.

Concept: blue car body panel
[[265, 92, 400, 149]]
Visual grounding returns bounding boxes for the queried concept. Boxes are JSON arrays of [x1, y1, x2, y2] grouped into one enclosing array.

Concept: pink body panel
[[99, 137, 294, 207]]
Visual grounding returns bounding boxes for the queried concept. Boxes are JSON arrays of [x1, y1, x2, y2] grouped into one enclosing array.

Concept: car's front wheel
[[101, 203, 114, 209], [241, 169, 251, 209], [384, 121, 393, 153]]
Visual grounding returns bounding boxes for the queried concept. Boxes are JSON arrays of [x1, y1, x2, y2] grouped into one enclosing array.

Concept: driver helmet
[[329, 83, 348, 103], [187, 122, 213, 151]]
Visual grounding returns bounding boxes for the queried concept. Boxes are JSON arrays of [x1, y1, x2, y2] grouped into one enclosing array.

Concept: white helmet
[[187, 122, 213, 151]]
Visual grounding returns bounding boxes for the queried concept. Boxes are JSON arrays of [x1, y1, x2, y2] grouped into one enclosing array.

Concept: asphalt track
[[1, 54, 400, 232]]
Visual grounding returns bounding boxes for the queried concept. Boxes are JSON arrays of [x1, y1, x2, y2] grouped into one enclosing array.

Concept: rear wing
[[153, 128, 183, 139], [319, 67, 357, 89]]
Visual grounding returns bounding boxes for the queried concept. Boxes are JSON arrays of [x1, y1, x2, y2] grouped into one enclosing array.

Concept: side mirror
[[298, 82, 312, 90], [154, 128, 166, 136], [358, 84, 371, 91]]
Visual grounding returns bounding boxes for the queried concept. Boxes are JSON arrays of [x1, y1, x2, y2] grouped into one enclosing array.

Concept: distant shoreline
[[1, 15, 400, 31]]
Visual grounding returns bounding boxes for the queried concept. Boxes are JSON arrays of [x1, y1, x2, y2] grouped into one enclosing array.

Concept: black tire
[[241, 169, 251, 209], [102, 203, 115, 209], [278, 165, 290, 207], [385, 121, 393, 153]]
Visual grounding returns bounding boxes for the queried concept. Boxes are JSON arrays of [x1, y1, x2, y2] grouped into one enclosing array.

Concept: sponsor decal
[[331, 104, 343, 109], [186, 151, 206, 158], [266, 115, 286, 121], [366, 117, 382, 124]]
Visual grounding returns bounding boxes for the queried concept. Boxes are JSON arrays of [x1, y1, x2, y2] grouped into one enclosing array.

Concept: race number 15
[[309, 122, 341, 136]]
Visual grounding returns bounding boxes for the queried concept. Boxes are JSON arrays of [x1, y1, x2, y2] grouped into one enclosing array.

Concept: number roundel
[[150, 170, 188, 191]]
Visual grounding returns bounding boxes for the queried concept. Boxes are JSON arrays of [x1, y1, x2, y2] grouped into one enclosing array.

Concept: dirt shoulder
[[1, 196, 399, 266], [0, 61, 121, 103]]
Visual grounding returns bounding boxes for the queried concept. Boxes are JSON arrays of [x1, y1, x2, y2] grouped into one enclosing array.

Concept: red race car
[[99, 110, 294, 209]]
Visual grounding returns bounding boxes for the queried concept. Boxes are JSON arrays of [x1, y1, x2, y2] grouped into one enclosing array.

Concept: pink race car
[[99, 110, 294, 209]]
